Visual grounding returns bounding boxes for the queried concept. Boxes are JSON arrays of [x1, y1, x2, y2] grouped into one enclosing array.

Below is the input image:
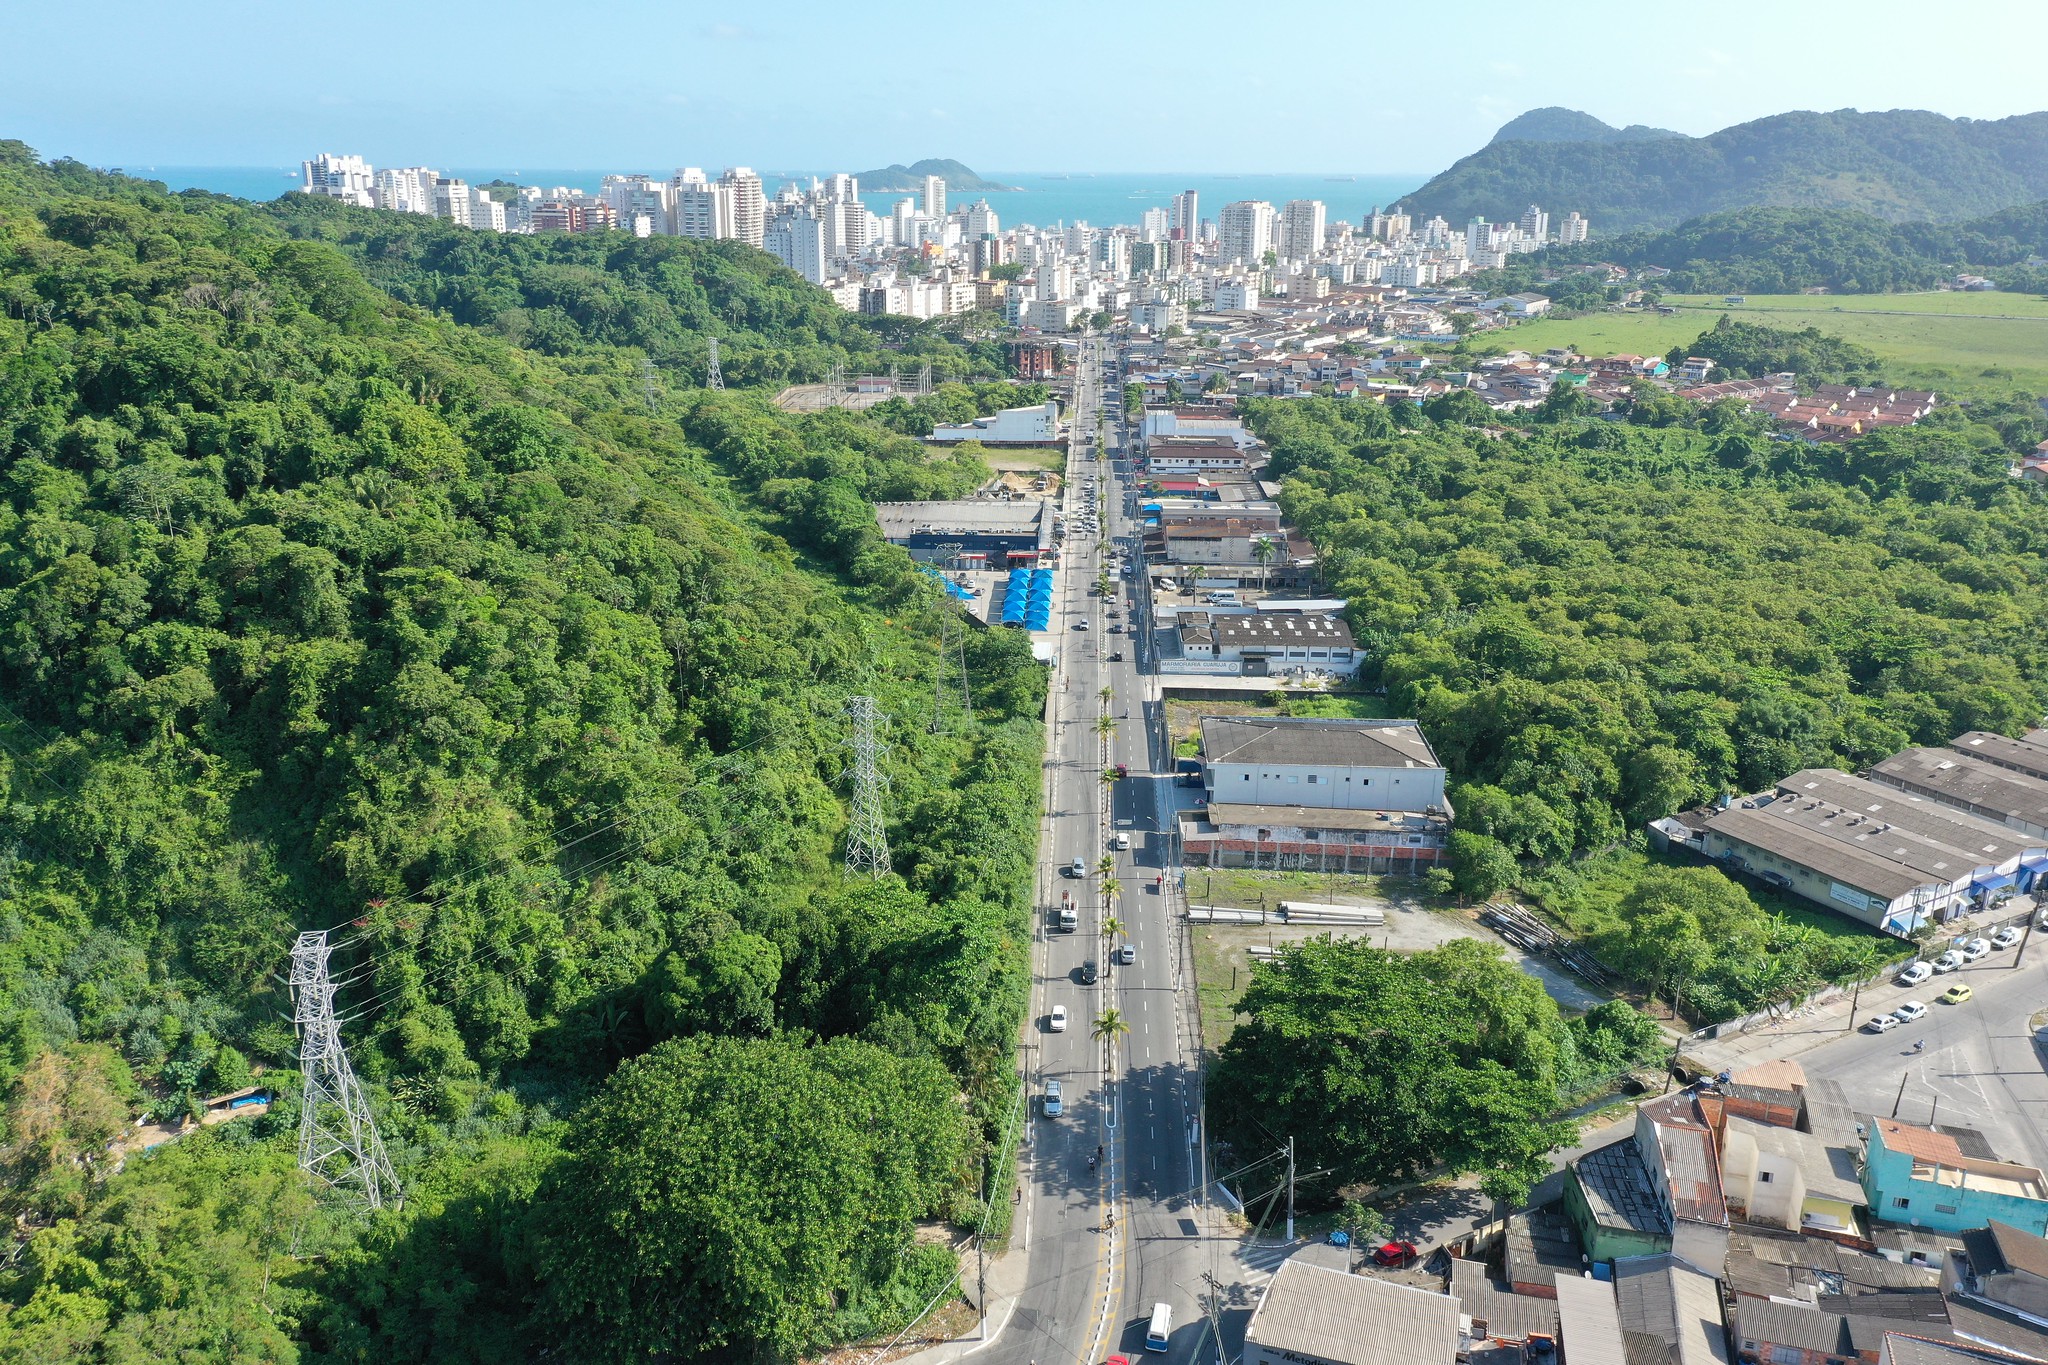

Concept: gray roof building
[[1200, 715, 1441, 770], [1952, 733, 2048, 784], [1869, 749, 2048, 840], [1244, 1258, 1460, 1365], [1613, 1255, 1732, 1365]]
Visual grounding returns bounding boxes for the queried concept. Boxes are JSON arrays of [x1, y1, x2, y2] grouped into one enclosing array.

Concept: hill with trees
[[1488, 107, 1684, 145], [1409, 107, 2048, 233], [851, 158, 1016, 193], [0, 140, 1044, 1360]]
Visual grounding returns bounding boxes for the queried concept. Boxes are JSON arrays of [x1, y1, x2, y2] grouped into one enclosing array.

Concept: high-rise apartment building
[[1280, 199, 1326, 261], [602, 175, 671, 236], [301, 153, 375, 207], [373, 167, 436, 215], [765, 208, 827, 284], [1558, 211, 1590, 245], [468, 188, 508, 233], [922, 175, 946, 220], [964, 200, 1000, 238], [1217, 200, 1275, 266], [721, 167, 765, 247], [433, 177, 474, 227], [1170, 190, 1199, 241], [1140, 206, 1168, 242], [1519, 204, 1550, 243]]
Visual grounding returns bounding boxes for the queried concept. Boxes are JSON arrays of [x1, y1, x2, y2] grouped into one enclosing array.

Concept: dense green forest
[[1464, 201, 2048, 297], [0, 142, 1046, 1360], [1411, 106, 2048, 232], [1248, 390, 2048, 1017]]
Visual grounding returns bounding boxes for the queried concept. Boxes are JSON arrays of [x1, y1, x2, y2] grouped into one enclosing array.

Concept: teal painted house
[[1863, 1118, 2048, 1237]]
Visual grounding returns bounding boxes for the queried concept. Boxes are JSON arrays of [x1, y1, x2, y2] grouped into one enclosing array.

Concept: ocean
[[137, 165, 1427, 231]]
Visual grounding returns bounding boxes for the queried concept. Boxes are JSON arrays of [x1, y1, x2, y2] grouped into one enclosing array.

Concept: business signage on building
[[1829, 882, 1874, 913]]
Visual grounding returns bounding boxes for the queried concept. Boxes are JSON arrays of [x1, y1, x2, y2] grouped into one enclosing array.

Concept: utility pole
[[290, 931, 400, 1210], [1285, 1134, 1296, 1242], [977, 1151, 988, 1337], [1891, 1070, 1911, 1118], [704, 337, 724, 391], [1845, 977, 1862, 1032], [844, 695, 891, 878]]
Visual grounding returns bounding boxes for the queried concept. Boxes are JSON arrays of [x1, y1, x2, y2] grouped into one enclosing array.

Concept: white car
[[1959, 937, 1992, 961], [1932, 951, 1965, 973], [1896, 961, 1934, 987], [1991, 926, 2024, 949], [1049, 1005, 1068, 1032], [1893, 1000, 1929, 1024], [1865, 1013, 1899, 1034]]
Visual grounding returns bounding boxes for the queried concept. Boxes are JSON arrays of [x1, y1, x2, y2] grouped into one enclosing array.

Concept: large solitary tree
[[1210, 938, 1575, 1194], [536, 1034, 967, 1360]]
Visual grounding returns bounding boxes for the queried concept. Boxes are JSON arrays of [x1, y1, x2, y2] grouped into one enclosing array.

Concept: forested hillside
[[1411, 107, 2048, 233], [1560, 202, 2048, 294], [0, 141, 1044, 1361], [1249, 393, 2048, 1016]]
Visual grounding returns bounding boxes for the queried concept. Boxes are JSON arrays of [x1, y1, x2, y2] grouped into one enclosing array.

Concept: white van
[[1205, 590, 1240, 605], [1146, 1301, 1172, 1351]]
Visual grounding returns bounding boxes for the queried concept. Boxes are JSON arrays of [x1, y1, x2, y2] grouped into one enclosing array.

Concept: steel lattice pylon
[[844, 695, 892, 878], [705, 336, 724, 391], [291, 931, 400, 1210]]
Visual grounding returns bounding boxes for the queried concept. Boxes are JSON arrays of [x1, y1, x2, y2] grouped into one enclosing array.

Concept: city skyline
[[3, 0, 2043, 173]]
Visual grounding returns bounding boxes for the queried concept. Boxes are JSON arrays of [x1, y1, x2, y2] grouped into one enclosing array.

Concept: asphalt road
[[994, 338, 1224, 1365], [1779, 950, 2048, 1169]]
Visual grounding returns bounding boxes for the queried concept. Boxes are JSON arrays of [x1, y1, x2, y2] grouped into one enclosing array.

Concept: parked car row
[[1896, 928, 2026, 987]]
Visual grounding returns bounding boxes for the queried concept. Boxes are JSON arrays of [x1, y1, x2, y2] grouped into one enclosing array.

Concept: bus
[[1146, 1301, 1172, 1351]]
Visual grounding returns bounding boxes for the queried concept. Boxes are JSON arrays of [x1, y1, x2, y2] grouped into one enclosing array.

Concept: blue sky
[[3, 0, 2043, 174]]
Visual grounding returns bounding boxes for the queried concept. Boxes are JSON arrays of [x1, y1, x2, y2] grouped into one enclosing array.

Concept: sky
[[4, 0, 2045, 176]]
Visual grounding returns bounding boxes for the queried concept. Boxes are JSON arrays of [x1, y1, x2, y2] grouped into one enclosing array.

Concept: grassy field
[[1468, 291, 2048, 398]]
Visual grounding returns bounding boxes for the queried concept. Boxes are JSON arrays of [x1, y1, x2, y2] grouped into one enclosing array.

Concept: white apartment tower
[[921, 174, 946, 220], [1140, 206, 1168, 242], [1217, 200, 1275, 266], [670, 169, 729, 239], [964, 200, 1000, 238], [1519, 204, 1550, 243], [1170, 189, 1199, 241], [721, 167, 766, 247], [373, 167, 437, 215], [1559, 211, 1590, 245], [468, 188, 508, 233], [765, 208, 827, 284], [1280, 199, 1326, 262], [301, 154, 375, 207], [433, 177, 473, 227], [603, 175, 671, 236]]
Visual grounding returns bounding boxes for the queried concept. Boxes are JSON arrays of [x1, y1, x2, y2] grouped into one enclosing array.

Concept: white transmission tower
[[843, 695, 892, 878], [291, 931, 401, 1210], [705, 337, 724, 391]]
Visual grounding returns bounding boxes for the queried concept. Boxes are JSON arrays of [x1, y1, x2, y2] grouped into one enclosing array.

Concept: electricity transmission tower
[[290, 931, 401, 1210], [844, 695, 892, 878], [915, 362, 932, 396], [705, 337, 724, 391], [640, 357, 660, 411]]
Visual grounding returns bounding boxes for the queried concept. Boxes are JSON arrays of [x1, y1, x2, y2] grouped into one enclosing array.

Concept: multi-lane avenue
[[981, 335, 1223, 1365]]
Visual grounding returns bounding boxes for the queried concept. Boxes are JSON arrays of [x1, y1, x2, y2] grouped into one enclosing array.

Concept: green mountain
[[0, 141, 1044, 1359], [1489, 107, 1683, 145], [1410, 107, 2048, 234], [853, 157, 1015, 193]]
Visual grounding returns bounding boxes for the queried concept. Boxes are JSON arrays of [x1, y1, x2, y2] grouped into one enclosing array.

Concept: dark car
[[1108, 650, 1124, 662], [1079, 960, 1099, 984]]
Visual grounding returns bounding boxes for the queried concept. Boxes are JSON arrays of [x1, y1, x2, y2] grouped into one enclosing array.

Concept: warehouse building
[[1868, 747, 2048, 841], [873, 499, 1052, 566], [1658, 766, 2048, 935]]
